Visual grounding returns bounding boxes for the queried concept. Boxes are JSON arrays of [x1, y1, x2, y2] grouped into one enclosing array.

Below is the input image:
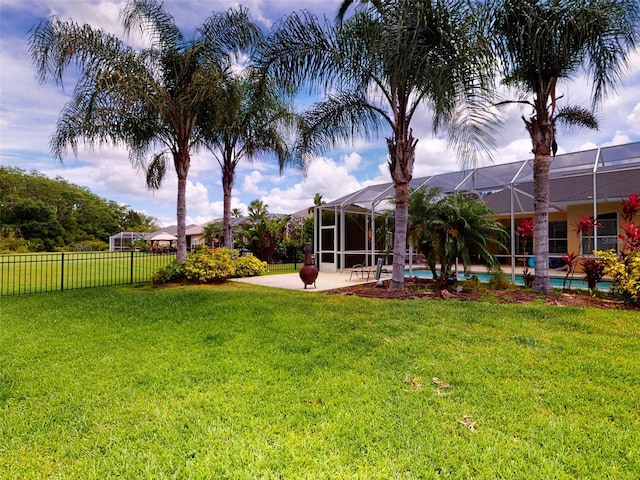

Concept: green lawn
[[1, 251, 176, 295], [1, 283, 638, 479]]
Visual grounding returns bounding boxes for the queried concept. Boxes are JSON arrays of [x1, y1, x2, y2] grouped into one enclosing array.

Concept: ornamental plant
[[580, 257, 605, 291], [593, 193, 640, 305], [575, 215, 599, 254], [561, 252, 579, 290], [595, 249, 640, 306], [184, 248, 236, 283], [515, 218, 534, 258], [235, 254, 267, 277]]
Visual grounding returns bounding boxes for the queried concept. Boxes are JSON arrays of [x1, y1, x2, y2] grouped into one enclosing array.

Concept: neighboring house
[[108, 231, 147, 251], [314, 142, 640, 274]]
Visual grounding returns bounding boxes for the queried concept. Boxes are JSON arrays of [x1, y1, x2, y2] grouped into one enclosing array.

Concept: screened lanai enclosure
[[313, 142, 640, 281]]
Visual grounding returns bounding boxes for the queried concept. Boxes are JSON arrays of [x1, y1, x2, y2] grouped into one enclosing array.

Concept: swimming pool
[[406, 269, 611, 291]]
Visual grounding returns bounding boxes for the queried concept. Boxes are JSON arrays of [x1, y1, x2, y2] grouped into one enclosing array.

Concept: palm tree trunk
[[532, 155, 551, 293], [174, 150, 190, 264], [391, 183, 409, 290], [176, 173, 188, 264], [222, 164, 234, 249], [388, 131, 417, 291]]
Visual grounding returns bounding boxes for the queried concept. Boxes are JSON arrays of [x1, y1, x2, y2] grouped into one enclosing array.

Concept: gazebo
[[314, 141, 640, 281]]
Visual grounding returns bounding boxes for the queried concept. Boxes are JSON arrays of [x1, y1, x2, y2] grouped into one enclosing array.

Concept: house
[[313, 141, 640, 278]]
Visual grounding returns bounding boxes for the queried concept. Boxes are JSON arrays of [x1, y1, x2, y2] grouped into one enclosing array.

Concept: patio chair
[[349, 264, 371, 281]]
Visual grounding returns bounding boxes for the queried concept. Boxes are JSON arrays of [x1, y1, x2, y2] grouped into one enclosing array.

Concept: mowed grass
[[1, 283, 638, 479], [1, 252, 176, 294]]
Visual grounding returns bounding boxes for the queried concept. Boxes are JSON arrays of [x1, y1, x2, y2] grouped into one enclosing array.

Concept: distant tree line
[[0, 167, 157, 252]]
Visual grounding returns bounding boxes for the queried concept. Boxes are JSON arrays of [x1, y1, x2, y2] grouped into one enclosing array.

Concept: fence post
[[60, 253, 65, 291], [130, 250, 134, 284]]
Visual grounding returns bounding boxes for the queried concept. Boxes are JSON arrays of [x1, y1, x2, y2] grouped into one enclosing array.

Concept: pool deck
[[231, 264, 542, 292]]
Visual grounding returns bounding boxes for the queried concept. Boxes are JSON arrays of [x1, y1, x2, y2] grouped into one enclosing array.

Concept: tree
[[308, 193, 326, 214], [488, 0, 640, 292], [0, 166, 154, 251], [200, 70, 298, 249], [408, 187, 506, 284], [261, 0, 497, 290], [242, 201, 290, 263], [231, 208, 243, 218], [29, 0, 260, 263]]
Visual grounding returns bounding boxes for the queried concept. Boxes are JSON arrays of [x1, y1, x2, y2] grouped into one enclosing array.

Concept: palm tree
[[29, 0, 260, 263], [247, 199, 269, 219], [408, 187, 506, 283], [231, 208, 243, 218], [243, 201, 290, 263], [261, 0, 497, 290], [201, 70, 299, 249], [308, 193, 326, 214], [488, 0, 640, 292], [407, 186, 442, 279]]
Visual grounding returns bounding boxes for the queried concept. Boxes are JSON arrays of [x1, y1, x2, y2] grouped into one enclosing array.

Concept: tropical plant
[[488, 0, 640, 292], [515, 217, 534, 257], [581, 257, 605, 291], [407, 186, 442, 279], [203, 221, 224, 249], [29, 0, 260, 263], [619, 193, 640, 255], [592, 193, 640, 305], [261, 0, 498, 290], [575, 215, 600, 255], [561, 252, 579, 290], [408, 187, 507, 284], [201, 69, 299, 249], [242, 201, 291, 263], [596, 249, 640, 306]]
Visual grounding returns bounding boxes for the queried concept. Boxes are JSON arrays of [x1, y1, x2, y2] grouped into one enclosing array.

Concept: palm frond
[[296, 91, 385, 157], [555, 106, 599, 131], [145, 153, 169, 190], [119, 0, 183, 50]]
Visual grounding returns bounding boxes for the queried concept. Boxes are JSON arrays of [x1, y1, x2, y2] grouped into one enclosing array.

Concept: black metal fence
[[1, 251, 177, 296], [1, 248, 308, 296]]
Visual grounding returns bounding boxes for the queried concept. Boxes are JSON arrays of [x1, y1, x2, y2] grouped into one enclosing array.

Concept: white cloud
[[241, 170, 268, 195], [2, 0, 638, 228], [257, 153, 371, 213], [626, 103, 640, 132]]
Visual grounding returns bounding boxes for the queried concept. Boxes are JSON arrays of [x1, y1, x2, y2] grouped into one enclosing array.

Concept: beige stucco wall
[[491, 199, 637, 257]]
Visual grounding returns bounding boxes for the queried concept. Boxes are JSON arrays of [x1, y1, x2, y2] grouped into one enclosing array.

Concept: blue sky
[[1, 0, 639, 227]]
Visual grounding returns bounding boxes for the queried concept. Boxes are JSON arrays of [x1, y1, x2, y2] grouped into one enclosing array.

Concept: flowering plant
[[515, 218, 534, 239], [561, 252, 578, 290], [515, 218, 534, 264], [575, 216, 599, 254]]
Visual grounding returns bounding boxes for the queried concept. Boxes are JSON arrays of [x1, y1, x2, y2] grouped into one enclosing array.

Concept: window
[[548, 221, 567, 254], [581, 212, 618, 254]]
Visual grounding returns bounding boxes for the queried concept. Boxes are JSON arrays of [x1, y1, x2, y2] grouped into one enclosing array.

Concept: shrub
[[521, 266, 534, 288], [0, 233, 30, 253], [151, 262, 186, 284], [183, 248, 236, 283], [235, 254, 267, 277], [488, 268, 510, 290], [72, 240, 109, 251], [581, 257, 605, 291], [595, 249, 640, 306], [192, 244, 210, 254]]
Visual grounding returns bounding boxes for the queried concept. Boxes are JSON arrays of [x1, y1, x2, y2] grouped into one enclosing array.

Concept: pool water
[[406, 269, 611, 291]]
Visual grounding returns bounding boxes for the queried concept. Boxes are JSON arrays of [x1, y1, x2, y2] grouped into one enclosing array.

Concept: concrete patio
[[230, 271, 378, 292]]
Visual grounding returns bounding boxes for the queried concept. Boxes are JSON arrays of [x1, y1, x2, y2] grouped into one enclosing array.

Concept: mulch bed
[[324, 277, 637, 310]]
